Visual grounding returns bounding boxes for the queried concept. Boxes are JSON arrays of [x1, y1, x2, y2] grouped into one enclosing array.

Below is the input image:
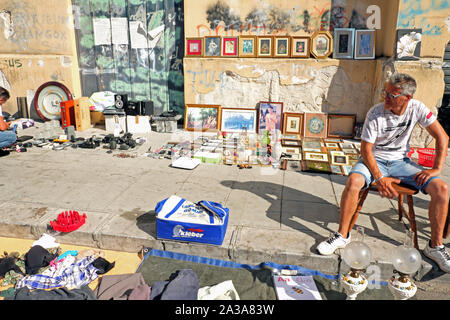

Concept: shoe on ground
[[317, 232, 351, 256], [0, 149, 10, 157], [423, 241, 450, 273]]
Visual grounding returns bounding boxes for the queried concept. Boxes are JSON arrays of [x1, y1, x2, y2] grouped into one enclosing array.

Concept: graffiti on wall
[[398, 0, 450, 36]]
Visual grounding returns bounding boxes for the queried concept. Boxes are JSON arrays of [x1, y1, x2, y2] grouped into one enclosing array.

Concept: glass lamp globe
[[342, 240, 372, 270], [391, 245, 422, 275]]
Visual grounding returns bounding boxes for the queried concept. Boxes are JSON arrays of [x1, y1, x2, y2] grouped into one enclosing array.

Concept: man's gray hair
[[387, 73, 417, 96]]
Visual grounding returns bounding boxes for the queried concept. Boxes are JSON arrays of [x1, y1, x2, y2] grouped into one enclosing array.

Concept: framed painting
[[325, 142, 340, 149], [204, 36, 221, 57], [304, 152, 328, 162], [354, 30, 375, 59], [239, 35, 257, 57], [222, 37, 238, 57], [331, 154, 349, 166], [302, 138, 322, 152], [184, 104, 221, 132], [310, 31, 333, 59], [291, 36, 310, 58], [283, 113, 304, 135], [220, 108, 257, 133], [304, 113, 327, 138], [396, 29, 422, 60], [257, 36, 273, 57], [258, 101, 283, 134], [339, 142, 355, 149], [331, 164, 343, 175], [281, 139, 301, 147], [327, 114, 356, 139], [333, 28, 355, 59], [274, 36, 290, 58], [306, 160, 331, 172], [186, 37, 204, 57]]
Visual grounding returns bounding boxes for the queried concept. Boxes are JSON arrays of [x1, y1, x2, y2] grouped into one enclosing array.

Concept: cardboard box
[[105, 114, 127, 133], [90, 111, 105, 125], [126, 115, 151, 134], [74, 97, 92, 131]]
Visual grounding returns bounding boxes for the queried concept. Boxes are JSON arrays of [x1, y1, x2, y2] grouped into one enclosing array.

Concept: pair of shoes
[[317, 232, 351, 255], [0, 149, 10, 157], [423, 241, 450, 273]]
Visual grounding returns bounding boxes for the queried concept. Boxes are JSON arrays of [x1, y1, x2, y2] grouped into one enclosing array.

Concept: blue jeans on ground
[[0, 130, 17, 148], [350, 157, 439, 194]]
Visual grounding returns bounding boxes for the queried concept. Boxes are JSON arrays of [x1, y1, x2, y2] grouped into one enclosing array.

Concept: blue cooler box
[[155, 196, 229, 245]]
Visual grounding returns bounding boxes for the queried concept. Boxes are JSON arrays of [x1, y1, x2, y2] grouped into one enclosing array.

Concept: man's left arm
[[414, 120, 449, 186]]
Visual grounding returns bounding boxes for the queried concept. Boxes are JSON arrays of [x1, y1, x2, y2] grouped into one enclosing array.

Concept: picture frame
[[333, 28, 355, 59], [282, 146, 301, 155], [220, 108, 257, 133], [342, 148, 358, 154], [186, 37, 204, 57], [325, 142, 340, 149], [257, 36, 273, 57], [204, 36, 221, 57], [258, 101, 283, 134], [302, 138, 322, 152], [396, 29, 422, 60], [354, 30, 375, 59], [331, 165, 343, 175], [239, 35, 257, 57], [304, 152, 328, 162], [327, 114, 356, 139], [330, 150, 345, 158], [339, 142, 354, 149], [291, 36, 310, 58], [304, 113, 328, 138], [283, 113, 304, 135], [282, 134, 301, 140], [310, 31, 333, 59], [324, 138, 343, 143], [222, 37, 238, 57], [184, 104, 221, 132], [306, 160, 331, 172], [274, 36, 290, 58], [281, 139, 301, 147], [331, 154, 349, 166]]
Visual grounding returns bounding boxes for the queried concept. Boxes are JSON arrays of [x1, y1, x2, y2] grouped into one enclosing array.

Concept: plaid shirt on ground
[[15, 256, 98, 290]]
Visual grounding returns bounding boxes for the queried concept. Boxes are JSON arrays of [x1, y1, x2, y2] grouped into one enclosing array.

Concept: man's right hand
[[374, 177, 401, 198]]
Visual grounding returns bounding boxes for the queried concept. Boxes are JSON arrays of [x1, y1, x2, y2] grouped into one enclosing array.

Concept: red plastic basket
[[50, 210, 87, 232], [416, 148, 436, 167], [407, 147, 414, 158]]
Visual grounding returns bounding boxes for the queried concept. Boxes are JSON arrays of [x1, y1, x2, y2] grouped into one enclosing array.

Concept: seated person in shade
[[317, 73, 450, 273], [0, 87, 16, 155]]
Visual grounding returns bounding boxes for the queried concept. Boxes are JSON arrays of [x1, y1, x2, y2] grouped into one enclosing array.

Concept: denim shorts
[[350, 157, 440, 194]]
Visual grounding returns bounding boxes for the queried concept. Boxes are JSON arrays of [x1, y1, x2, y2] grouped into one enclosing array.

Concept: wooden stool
[[348, 182, 420, 249]]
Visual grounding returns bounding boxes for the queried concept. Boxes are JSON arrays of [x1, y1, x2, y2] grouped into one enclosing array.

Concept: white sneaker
[[423, 242, 450, 273], [317, 232, 351, 256]]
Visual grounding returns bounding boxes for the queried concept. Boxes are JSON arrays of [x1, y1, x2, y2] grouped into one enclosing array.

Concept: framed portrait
[[222, 37, 238, 57], [239, 35, 257, 57], [283, 113, 304, 135], [204, 36, 221, 57], [274, 36, 290, 58], [331, 154, 349, 166], [291, 36, 310, 58], [333, 28, 355, 59], [304, 152, 328, 162], [258, 101, 283, 134], [220, 108, 257, 133], [354, 30, 375, 59], [281, 139, 301, 147], [257, 36, 273, 57], [396, 29, 422, 60], [184, 104, 221, 132], [310, 31, 333, 59], [302, 138, 322, 152], [304, 113, 327, 138], [327, 114, 356, 139], [306, 160, 331, 172], [186, 37, 204, 57]]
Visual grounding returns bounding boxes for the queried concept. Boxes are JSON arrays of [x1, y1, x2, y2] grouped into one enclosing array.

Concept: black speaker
[[114, 94, 128, 109], [125, 101, 140, 116], [140, 101, 154, 116]]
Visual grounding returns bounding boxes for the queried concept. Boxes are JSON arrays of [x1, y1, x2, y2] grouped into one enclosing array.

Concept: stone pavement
[[1, 124, 449, 293]]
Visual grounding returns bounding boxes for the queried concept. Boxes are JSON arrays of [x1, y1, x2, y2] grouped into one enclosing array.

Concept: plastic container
[[416, 148, 435, 167], [50, 210, 87, 232]]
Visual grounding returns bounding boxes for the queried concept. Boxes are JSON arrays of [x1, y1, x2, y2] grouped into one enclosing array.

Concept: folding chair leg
[[406, 195, 419, 250]]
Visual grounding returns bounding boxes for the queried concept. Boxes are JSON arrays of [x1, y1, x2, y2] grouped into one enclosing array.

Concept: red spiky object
[[50, 210, 87, 232]]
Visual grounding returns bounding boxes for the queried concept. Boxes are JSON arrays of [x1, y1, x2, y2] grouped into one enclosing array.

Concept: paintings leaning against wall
[[304, 113, 327, 138], [222, 37, 238, 57], [290, 36, 310, 58], [239, 35, 257, 57], [184, 104, 221, 132], [204, 36, 222, 57], [258, 101, 283, 133], [396, 29, 422, 60], [310, 31, 333, 58], [333, 28, 355, 59], [186, 37, 204, 57], [257, 36, 274, 57], [220, 108, 257, 133], [327, 114, 356, 138], [354, 30, 375, 59], [274, 36, 290, 58], [283, 113, 304, 135]]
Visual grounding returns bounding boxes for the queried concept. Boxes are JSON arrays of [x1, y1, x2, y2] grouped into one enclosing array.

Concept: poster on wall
[[111, 17, 129, 45], [396, 29, 422, 60], [129, 20, 148, 49], [93, 18, 112, 46]]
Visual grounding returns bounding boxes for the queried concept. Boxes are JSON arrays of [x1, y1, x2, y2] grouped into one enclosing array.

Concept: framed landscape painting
[[258, 101, 283, 133], [184, 104, 221, 132], [310, 31, 333, 59], [221, 108, 257, 133]]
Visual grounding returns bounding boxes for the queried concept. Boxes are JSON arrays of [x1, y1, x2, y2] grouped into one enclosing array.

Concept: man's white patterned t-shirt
[[361, 99, 436, 160]]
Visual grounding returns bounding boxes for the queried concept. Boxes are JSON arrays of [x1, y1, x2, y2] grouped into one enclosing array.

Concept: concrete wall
[[0, 0, 81, 115]]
